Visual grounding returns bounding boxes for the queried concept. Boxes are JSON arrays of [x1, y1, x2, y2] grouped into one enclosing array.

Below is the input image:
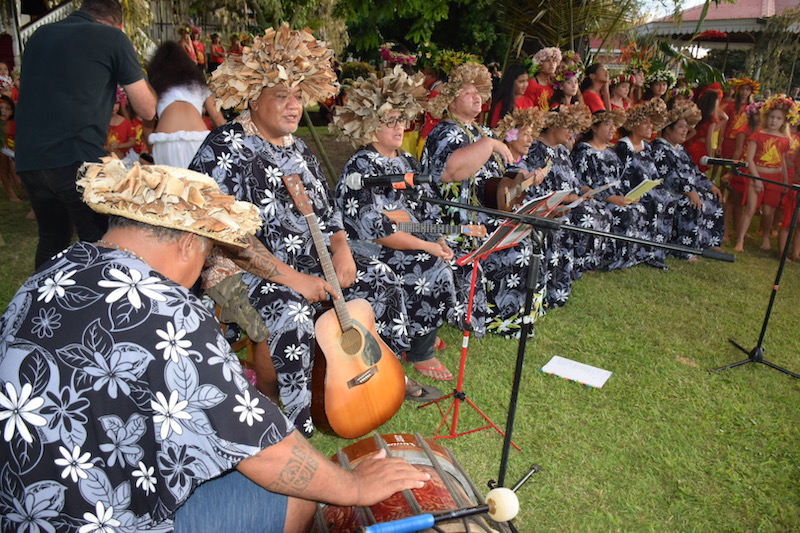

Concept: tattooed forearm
[[230, 235, 284, 280], [267, 445, 319, 494]]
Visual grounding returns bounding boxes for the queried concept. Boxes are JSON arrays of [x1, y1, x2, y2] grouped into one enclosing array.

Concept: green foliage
[[339, 61, 375, 82], [749, 7, 800, 94], [496, 0, 645, 60]]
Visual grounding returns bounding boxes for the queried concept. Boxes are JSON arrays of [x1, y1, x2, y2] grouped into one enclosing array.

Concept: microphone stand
[[709, 165, 800, 378], [398, 190, 736, 499]]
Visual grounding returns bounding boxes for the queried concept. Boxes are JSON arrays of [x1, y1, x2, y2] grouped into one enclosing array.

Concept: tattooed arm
[[224, 235, 337, 303], [236, 430, 429, 506]]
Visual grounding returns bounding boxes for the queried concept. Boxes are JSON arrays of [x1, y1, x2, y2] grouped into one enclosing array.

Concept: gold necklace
[[95, 240, 148, 264]]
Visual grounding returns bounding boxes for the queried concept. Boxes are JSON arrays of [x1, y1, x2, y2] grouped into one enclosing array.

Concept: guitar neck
[[395, 222, 467, 234], [303, 214, 353, 331]]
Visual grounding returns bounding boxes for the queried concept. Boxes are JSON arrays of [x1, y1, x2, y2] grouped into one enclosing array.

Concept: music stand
[[419, 192, 563, 446], [709, 167, 800, 378]]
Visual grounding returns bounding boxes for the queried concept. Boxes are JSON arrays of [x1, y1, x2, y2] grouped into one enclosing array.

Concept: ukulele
[[383, 210, 487, 238], [282, 174, 405, 439], [483, 158, 553, 212]]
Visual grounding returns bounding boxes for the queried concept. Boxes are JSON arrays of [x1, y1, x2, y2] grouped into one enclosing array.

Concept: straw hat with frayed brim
[[494, 107, 547, 142], [427, 62, 493, 119], [662, 101, 702, 129], [330, 65, 427, 148], [622, 98, 668, 131], [542, 104, 592, 133], [77, 158, 262, 248], [209, 23, 339, 111]]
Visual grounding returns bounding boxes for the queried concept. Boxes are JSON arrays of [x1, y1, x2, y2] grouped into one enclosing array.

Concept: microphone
[[699, 156, 747, 168], [344, 172, 433, 191]]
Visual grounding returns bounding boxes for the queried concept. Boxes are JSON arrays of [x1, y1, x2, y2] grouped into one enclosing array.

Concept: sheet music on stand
[[457, 190, 567, 266]]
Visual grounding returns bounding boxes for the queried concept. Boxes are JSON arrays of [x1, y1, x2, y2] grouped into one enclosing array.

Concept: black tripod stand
[[710, 167, 800, 378]]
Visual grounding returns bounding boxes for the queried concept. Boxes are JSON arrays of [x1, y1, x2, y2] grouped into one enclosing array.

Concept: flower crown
[[729, 77, 761, 95], [533, 47, 562, 65], [670, 86, 694, 100], [554, 62, 584, 87], [379, 43, 418, 67], [761, 94, 800, 125], [610, 74, 635, 88], [745, 101, 764, 117], [645, 69, 677, 90]]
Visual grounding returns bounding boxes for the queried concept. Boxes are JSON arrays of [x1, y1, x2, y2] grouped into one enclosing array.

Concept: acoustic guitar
[[383, 209, 487, 238], [483, 158, 553, 212], [282, 174, 405, 439]]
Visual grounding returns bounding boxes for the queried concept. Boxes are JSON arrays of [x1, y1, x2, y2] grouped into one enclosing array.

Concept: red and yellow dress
[[524, 78, 554, 110], [780, 132, 800, 228], [742, 130, 791, 207], [684, 117, 719, 173], [193, 40, 206, 68], [106, 117, 135, 158]]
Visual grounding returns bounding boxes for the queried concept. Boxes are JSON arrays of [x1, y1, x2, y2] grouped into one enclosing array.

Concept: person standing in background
[[14, 0, 157, 269]]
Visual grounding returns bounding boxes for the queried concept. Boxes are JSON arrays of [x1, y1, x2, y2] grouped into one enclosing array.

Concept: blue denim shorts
[[174, 470, 288, 532]]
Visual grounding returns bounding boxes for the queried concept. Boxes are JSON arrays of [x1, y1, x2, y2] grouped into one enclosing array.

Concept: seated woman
[[332, 66, 460, 381], [571, 109, 649, 270], [615, 99, 681, 269], [482, 107, 549, 336], [652, 101, 724, 258], [147, 41, 225, 168], [526, 104, 611, 306]]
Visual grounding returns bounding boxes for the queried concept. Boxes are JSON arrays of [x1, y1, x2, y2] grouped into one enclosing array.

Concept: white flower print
[[233, 389, 265, 426], [151, 390, 191, 440], [216, 151, 233, 171], [155, 322, 192, 363], [98, 268, 168, 310], [79, 501, 121, 533], [222, 130, 244, 151], [31, 307, 61, 338], [132, 461, 157, 495], [344, 197, 359, 217], [286, 301, 312, 324], [303, 417, 314, 435], [55, 445, 94, 482], [207, 338, 243, 382], [0, 382, 46, 443], [37, 269, 76, 303], [391, 315, 408, 338], [260, 282, 279, 294], [284, 234, 303, 254], [260, 189, 278, 217], [413, 277, 432, 295], [263, 166, 284, 186], [284, 344, 303, 362]]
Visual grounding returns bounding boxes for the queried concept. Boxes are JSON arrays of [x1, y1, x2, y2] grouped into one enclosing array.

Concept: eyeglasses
[[381, 116, 408, 128]]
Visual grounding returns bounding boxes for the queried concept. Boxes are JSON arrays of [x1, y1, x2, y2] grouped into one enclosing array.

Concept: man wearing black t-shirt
[[15, 0, 156, 269]]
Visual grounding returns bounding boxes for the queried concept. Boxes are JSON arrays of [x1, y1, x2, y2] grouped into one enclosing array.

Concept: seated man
[[0, 159, 428, 532], [190, 25, 411, 435]]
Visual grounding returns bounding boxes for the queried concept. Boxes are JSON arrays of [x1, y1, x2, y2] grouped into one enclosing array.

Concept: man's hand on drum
[[351, 449, 431, 506]]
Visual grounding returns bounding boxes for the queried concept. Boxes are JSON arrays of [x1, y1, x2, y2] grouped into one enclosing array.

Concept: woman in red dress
[[684, 84, 723, 174]]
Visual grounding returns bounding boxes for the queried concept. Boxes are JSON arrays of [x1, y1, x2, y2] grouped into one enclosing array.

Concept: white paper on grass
[[540, 355, 612, 388]]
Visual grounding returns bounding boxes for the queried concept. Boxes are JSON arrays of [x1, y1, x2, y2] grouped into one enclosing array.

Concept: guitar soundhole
[[340, 328, 363, 356]]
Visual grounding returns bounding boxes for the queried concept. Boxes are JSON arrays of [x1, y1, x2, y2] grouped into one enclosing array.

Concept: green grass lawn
[[2, 156, 799, 531]]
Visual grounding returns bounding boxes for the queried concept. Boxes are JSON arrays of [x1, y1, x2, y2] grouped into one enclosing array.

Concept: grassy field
[[2, 130, 799, 531]]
